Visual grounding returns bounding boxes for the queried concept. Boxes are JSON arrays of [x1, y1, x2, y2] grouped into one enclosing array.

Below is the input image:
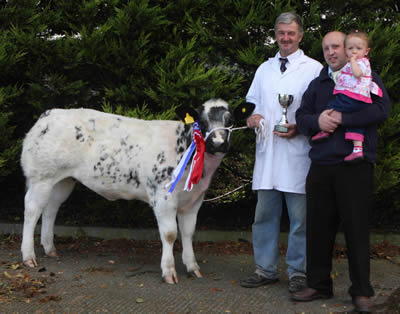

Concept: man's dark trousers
[[305, 161, 374, 297]]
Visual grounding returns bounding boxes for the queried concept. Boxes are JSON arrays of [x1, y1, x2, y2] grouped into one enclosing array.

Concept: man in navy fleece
[[292, 31, 390, 313]]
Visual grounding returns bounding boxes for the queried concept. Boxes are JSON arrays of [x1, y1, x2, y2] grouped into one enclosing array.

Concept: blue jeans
[[253, 189, 307, 279]]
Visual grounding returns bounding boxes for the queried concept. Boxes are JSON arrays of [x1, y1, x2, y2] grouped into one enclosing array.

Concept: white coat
[[246, 49, 323, 193]]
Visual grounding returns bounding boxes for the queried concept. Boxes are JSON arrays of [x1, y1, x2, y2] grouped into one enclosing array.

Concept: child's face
[[345, 36, 370, 59]]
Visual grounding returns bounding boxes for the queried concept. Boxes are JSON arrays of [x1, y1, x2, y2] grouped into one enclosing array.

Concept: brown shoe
[[352, 296, 372, 313], [291, 287, 333, 302]]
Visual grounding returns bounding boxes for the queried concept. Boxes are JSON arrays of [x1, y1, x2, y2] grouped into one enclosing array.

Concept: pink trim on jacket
[[333, 89, 373, 103]]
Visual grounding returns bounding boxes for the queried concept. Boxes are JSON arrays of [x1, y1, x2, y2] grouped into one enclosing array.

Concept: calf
[[20, 98, 252, 284]]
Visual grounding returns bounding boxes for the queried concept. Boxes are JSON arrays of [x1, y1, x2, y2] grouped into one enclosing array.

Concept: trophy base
[[274, 125, 288, 133]]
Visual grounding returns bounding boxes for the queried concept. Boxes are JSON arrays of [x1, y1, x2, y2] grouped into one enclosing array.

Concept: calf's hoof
[[24, 258, 38, 268], [46, 250, 58, 257], [188, 269, 203, 278], [194, 270, 202, 278], [163, 273, 179, 284]]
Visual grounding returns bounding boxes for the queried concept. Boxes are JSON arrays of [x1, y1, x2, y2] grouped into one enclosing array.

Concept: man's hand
[[273, 124, 297, 138], [318, 109, 342, 133], [246, 114, 264, 129]]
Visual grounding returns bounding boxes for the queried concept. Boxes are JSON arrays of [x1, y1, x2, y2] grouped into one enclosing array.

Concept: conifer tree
[[0, 0, 398, 226]]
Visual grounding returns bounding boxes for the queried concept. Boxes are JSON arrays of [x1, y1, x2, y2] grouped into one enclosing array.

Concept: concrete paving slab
[[0, 235, 399, 313]]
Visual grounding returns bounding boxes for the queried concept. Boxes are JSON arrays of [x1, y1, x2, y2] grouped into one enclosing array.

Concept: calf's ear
[[175, 106, 199, 124], [233, 102, 255, 121]]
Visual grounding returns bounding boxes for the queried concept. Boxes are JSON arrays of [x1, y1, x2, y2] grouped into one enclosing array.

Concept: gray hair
[[274, 12, 304, 35]]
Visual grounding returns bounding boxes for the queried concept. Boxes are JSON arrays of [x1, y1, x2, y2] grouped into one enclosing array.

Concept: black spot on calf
[[125, 170, 140, 188], [157, 152, 166, 164], [88, 118, 96, 131], [75, 126, 84, 142], [39, 110, 51, 120], [100, 153, 109, 161], [39, 125, 49, 137]]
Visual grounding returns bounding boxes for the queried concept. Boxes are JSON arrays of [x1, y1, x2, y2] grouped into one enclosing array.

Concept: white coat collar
[[277, 49, 303, 63], [273, 49, 304, 75]]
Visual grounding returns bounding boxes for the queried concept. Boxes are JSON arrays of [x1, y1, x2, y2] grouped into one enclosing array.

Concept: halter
[[205, 124, 267, 151], [204, 125, 248, 142]]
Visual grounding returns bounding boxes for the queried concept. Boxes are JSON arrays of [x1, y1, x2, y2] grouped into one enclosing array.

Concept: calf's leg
[[153, 201, 179, 284], [21, 181, 53, 267], [177, 196, 203, 278], [41, 178, 76, 257]]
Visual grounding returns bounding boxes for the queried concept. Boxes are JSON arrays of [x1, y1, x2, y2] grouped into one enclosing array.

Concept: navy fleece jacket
[[296, 66, 390, 165]]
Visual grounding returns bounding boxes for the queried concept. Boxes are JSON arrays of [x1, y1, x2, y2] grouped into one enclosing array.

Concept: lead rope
[[204, 181, 251, 202], [204, 122, 268, 202], [255, 119, 268, 152]]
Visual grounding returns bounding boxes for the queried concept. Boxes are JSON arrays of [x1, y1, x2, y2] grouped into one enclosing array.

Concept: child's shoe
[[344, 151, 364, 162], [311, 131, 330, 142]]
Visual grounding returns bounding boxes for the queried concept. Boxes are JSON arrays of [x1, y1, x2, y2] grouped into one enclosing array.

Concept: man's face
[[322, 32, 347, 71], [275, 21, 303, 57]]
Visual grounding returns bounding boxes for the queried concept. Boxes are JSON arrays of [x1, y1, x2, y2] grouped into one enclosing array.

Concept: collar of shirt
[[277, 49, 302, 67], [328, 67, 340, 83], [328, 66, 334, 77]]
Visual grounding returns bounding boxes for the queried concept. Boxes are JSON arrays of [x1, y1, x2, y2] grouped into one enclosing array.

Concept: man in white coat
[[240, 12, 322, 292]]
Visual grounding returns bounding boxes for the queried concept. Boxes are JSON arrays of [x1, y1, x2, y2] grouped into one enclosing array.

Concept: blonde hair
[[345, 30, 371, 48]]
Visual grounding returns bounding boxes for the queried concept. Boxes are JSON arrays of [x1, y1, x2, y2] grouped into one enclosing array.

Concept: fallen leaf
[[32, 279, 42, 285], [11, 263, 21, 270], [3, 271, 12, 278], [108, 260, 115, 264], [136, 297, 144, 303], [39, 295, 61, 303], [127, 267, 139, 272], [330, 270, 339, 279], [210, 288, 224, 292]]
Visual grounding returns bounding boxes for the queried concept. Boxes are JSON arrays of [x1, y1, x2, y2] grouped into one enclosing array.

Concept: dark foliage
[[0, 0, 399, 230]]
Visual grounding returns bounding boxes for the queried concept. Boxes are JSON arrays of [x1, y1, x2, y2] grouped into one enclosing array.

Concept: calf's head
[[199, 99, 232, 154], [176, 98, 254, 155]]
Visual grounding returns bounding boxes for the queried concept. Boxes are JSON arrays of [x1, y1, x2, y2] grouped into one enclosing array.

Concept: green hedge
[[1, 0, 399, 228]]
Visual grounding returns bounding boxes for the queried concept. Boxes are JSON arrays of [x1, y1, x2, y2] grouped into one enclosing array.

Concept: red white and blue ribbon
[[184, 122, 205, 191], [166, 121, 205, 193]]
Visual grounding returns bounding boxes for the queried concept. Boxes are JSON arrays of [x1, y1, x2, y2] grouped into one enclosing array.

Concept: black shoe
[[352, 296, 372, 313], [291, 287, 333, 302], [288, 276, 307, 293], [240, 273, 279, 288]]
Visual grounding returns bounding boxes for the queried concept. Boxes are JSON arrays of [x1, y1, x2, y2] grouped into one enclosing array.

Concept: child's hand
[[349, 54, 357, 62]]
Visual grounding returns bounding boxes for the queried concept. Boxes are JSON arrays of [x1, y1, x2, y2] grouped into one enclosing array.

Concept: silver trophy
[[274, 94, 294, 133]]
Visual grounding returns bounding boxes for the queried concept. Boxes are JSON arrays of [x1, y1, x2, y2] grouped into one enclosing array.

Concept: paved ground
[[0, 233, 399, 313]]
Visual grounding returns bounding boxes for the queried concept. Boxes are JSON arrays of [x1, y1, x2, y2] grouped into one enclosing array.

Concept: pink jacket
[[333, 57, 383, 103]]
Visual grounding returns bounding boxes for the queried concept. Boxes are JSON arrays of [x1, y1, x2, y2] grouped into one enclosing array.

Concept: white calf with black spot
[[20, 98, 251, 284]]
